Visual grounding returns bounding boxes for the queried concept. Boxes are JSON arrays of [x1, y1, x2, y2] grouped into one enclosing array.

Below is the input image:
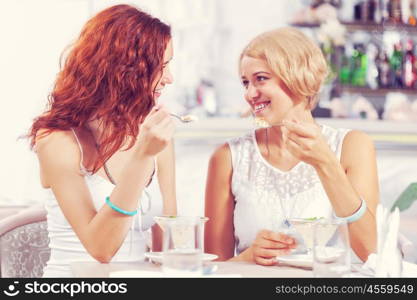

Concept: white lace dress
[[228, 124, 350, 254]]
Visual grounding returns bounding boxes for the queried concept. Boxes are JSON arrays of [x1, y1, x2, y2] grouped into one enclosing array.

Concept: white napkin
[[361, 205, 403, 277], [376, 205, 402, 277]]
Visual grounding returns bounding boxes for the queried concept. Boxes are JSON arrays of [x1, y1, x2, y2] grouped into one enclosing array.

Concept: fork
[[169, 113, 198, 123]]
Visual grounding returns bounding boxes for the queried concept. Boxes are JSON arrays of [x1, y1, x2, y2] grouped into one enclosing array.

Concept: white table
[[71, 261, 313, 278], [71, 259, 417, 278]]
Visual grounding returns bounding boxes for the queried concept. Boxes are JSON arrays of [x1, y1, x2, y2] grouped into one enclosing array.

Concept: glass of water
[[287, 218, 318, 255], [313, 218, 351, 277], [155, 216, 208, 277]]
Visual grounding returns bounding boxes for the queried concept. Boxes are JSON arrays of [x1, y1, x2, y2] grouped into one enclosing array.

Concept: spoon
[[170, 113, 198, 123], [253, 117, 286, 128]]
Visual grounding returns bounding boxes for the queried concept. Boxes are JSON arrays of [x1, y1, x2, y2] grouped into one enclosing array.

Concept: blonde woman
[[204, 27, 378, 265]]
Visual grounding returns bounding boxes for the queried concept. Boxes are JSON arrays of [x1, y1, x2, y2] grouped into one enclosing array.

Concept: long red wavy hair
[[29, 4, 171, 172]]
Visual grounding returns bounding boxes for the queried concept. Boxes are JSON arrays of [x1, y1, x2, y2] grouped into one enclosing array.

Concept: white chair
[[0, 204, 50, 277]]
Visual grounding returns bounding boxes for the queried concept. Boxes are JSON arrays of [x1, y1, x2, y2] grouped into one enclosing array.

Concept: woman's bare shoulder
[[207, 143, 233, 177], [35, 130, 79, 156], [35, 130, 82, 185], [340, 130, 376, 167], [342, 130, 375, 152], [210, 143, 232, 163]]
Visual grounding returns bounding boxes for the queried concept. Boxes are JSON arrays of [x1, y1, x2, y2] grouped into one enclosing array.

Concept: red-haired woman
[[29, 5, 176, 277]]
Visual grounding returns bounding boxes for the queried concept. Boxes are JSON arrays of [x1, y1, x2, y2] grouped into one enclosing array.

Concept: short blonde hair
[[240, 27, 328, 108]]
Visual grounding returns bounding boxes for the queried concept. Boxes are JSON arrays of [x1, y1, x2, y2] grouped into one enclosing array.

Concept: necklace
[[103, 163, 116, 185], [279, 193, 298, 228], [264, 128, 271, 158], [264, 127, 298, 229]]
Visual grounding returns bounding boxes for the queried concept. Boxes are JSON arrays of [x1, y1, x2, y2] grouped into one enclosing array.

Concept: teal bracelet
[[333, 197, 367, 223], [105, 196, 138, 216]]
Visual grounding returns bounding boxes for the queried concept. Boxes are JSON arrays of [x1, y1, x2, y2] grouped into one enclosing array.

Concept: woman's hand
[[135, 105, 176, 157], [282, 120, 335, 169], [247, 229, 297, 266]]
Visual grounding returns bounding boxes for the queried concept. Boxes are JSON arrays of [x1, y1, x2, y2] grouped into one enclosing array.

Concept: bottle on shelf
[[389, 0, 403, 24], [294, 0, 417, 93], [410, 0, 417, 24], [339, 49, 352, 84], [402, 0, 412, 24], [390, 42, 404, 87], [410, 0, 417, 26], [366, 43, 380, 88], [337, 38, 417, 91], [403, 39, 417, 87], [354, 0, 377, 22], [414, 40, 417, 87], [376, 48, 392, 87], [354, 0, 366, 21], [350, 0, 417, 25], [351, 43, 368, 86], [388, 0, 402, 24], [409, 0, 417, 25], [373, 0, 383, 23], [368, 0, 378, 22], [380, 0, 391, 23]]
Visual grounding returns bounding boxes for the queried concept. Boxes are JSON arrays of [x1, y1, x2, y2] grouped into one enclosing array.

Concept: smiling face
[[152, 39, 174, 99], [240, 56, 304, 125]]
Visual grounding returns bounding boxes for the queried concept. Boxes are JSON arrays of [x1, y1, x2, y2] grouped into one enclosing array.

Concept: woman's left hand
[[281, 120, 335, 168]]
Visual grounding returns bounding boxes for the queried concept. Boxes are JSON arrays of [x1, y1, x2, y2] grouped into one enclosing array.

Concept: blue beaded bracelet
[[333, 197, 367, 223], [105, 196, 138, 216]]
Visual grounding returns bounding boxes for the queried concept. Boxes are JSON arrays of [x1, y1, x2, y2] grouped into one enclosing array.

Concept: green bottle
[[351, 44, 367, 86], [339, 50, 351, 85], [390, 42, 404, 88]]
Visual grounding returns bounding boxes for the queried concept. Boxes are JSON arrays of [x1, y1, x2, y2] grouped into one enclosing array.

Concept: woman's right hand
[[247, 229, 297, 266], [135, 104, 176, 157]]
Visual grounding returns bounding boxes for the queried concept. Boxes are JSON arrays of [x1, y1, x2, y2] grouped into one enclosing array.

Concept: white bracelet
[[333, 197, 367, 223]]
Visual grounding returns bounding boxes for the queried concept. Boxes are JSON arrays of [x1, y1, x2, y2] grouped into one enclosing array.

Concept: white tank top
[[42, 130, 163, 277], [228, 124, 351, 254]]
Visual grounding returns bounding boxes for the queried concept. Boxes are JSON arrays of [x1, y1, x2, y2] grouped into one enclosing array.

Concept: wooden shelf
[[338, 85, 417, 96], [343, 21, 417, 33], [291, 21, 417, 33]]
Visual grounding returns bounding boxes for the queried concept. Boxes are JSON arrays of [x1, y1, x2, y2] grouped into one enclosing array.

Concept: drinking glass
[[287, 218, 317, 255], [154, 216, 208, 277], [313, 218, 351, 277]]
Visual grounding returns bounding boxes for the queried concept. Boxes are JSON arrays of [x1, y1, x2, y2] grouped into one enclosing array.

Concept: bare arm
[[283, 121, 378, 261], [204, 143, 236, 260], [152, 139, 177, 252], [37, 107, 175, 263], [157, 139, 177, 216], [318, 130, 378, 260], [37, 132, 153, 263]]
